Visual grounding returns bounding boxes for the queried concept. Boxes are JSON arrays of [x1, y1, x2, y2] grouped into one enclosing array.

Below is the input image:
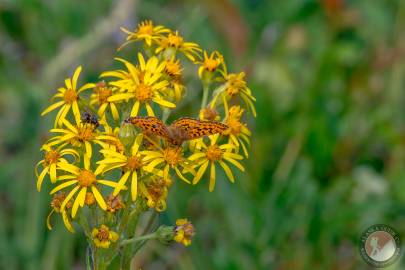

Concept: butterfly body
[[126, 116, 228, 146]]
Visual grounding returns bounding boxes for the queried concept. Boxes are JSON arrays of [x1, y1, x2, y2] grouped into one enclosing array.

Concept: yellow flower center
[[165, 60, 182, 77], [77, 170, 96, 187], [63, 89, 78, 103], [163, 147, 182, 166], [96, 227, 110, 241], [106, 194, 125, 213], [78, 125, 95, 142], [225, 118, 242, 135], [97, 87, 112, 104], [167, 32, 184, 48], [137, 22, 154, 36], [200, 107, 219, 121], [45, 150, 60, 165], [226, 73, 246, 97], [134, 83, 153, 102], [203, 58, 220, 72], [206, 145, 223, 161], [85, 192, 96, 205], [51, 192, 71, 211], [126, 156, 143, 171]]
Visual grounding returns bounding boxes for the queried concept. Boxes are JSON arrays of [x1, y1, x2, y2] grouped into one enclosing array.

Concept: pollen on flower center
[[226, 118, 242, 135], [96, 226, 110, 241], [126, 156, 143, 171], [134, 83, 153, 102], [137, 22, 154, 35], [165, 60, 182, 78], [78, 125, 95, 142], [206, 145, 223, 161], [77, 170, 96, 187], [226, 72, 246, 96], [96, 86, 112, 104], [63, 89, 78, 103], [204, 59, 219, 72], [167, 33, 184, 48], [45, 150, 60, 165], [163, 147, 182, 166]]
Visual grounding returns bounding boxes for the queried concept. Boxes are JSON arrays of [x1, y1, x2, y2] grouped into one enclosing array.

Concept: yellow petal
[[41, 101, 65, 116], [50, 180, 78, 194], [85, 142, 92, 158], [57, 162, 80, 175], [193, 161, 208, 185], [218, 161, 234, 183], [71, 187, 86, 218], [61, 186, 80, 211], [209, 162, 216, 192], [50, 163, 57, 183], [174, 167, 191, 184], [62, 210, 75, 233], [92, 186, 107, 210], [71, 66, 82, 90], [37, 166, 49, 191], [223, 157, 245, 172], [152, 97, 176, 108], [131, 172, 138, 200], [145, 103, 155, 116], [46, 209, 55, 230], [72, 101, 81, 126], [113, 171, 130, 196]]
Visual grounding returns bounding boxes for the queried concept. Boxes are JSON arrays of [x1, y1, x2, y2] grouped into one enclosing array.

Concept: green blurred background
[[1, 0, 405, 269]]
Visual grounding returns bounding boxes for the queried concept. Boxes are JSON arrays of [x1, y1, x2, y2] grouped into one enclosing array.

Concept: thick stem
[[201, 83, 210, 109]]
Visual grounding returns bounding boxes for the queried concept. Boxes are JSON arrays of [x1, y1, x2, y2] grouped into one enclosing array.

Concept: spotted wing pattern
[[127, 116, 169, 138], [171, 117, 228, 140]]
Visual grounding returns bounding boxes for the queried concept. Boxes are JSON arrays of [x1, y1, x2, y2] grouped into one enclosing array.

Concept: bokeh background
[[1, 0, 405, 269]]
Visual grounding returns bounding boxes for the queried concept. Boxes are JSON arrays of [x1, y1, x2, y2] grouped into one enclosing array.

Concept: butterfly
[[125, 116, 228, 146]]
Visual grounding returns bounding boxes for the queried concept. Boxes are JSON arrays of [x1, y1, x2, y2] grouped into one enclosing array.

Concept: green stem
[[120, 232, 158, 246], [201, 83, 210, 109]]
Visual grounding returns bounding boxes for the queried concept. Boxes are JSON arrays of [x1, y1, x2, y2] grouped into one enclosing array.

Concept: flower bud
[[156, 225, 175, 244], [119, 122, 136, 146]]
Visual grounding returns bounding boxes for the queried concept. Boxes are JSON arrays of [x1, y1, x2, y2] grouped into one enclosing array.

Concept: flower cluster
[[36, 20, 255, 268]]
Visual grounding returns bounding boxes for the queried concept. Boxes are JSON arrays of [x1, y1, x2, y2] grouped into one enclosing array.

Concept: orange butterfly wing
[[171, 117, 228, 140], [128, 116, 169, 138]]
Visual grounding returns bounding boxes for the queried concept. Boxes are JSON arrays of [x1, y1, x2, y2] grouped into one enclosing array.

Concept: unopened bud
[[156, 225, 175, 244], [119, 122, 136, 146]]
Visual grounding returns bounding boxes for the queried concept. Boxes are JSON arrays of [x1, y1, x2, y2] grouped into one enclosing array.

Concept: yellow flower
[[89, 81, 120, 121], [49, 161, 122, 218], [46, 118, 117, 158], [174, 219, 195, 246], [156, 31, 201, 61], [41, 66, 95, 126], [222, 106, 251, 158], [197, 51, 224, 79], [101, 54, 175, 117], [105, 194, 125, 213], [139, 176, 172, 211], [35, 145, 79, 190], [119, 20, 170, 49], [199, 107, 220, 121], [141, 145, 195, 184], [92, 225, 119, 249], [164, 58, 185, 102], [98, 119, 126, 154], [97, 134, 162, 200], [189, 135, 244, 191], [211, 72, 256, 117], [46, 192, 75, 233]]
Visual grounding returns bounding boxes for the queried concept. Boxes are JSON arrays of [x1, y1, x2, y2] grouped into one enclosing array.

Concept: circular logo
[[359, 224, 401, 268]]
